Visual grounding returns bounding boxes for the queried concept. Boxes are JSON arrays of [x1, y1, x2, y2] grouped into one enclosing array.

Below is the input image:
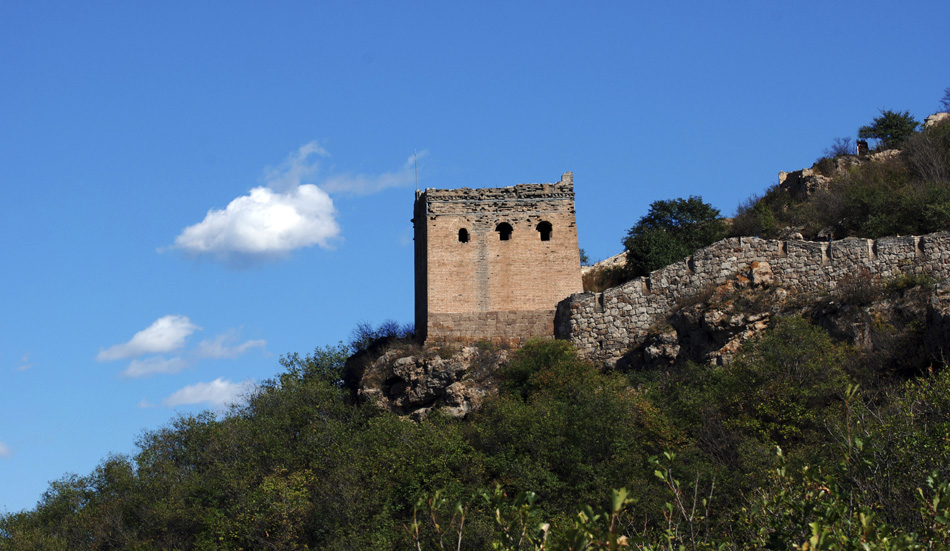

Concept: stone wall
[[555, 233, 950, 364], [415, 172, 583, 343]]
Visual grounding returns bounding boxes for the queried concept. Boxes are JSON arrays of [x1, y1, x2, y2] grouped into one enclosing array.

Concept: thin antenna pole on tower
[[414, 149, 418, 191]]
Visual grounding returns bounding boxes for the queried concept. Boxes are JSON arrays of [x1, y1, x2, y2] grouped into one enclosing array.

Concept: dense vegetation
[[730, 112, 950, 242], [3, 304, 950, 549]]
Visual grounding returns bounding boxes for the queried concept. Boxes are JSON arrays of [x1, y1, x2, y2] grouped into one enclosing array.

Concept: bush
[[623, 196, 726, 278], [348, 319, 414, 354], [582, 264, 629, 292], [858, 109, 920, 150], [903, 116, 950, 184], [823, 136, 856, 157]]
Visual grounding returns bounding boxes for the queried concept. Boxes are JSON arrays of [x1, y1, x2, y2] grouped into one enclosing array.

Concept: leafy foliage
[[3, 316, 950, 549], [623, 196, 726, 278], [730, 121, 950, 241], [858, 109, 920, 150]]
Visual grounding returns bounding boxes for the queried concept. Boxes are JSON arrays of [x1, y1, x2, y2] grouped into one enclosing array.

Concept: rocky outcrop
[[581, 251, 626, 277], [778, 167, 833, 201], [925, 112, 950, 128], [344, 344, 508, 420]]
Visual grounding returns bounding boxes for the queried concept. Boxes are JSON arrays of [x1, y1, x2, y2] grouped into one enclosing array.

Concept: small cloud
[[0, 440, 11, 458], [97, 315, 200, 361], [195, 332, 266, 359], [137, 399, 156, 408], [170, 142, 341, 266], [122, 356, 189, 378], [16, 354, 32, 371], [162, 378, 252, 408], [167, 143, 427, 267], [321, 150, 428, 196]]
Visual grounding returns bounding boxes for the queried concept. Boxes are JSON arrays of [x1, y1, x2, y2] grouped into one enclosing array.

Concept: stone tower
[[413, 172, 583, 343]]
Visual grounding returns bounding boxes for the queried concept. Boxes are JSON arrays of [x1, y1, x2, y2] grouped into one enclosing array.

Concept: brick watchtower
[[413, 172, 583, 343]]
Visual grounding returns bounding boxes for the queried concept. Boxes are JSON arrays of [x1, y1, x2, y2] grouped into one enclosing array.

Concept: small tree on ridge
[[858, 109, 920, 150]]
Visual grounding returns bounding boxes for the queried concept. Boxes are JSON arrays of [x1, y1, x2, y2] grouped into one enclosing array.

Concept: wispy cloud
[[162, 378, 252, 408], [98, 316, 265, 378], [16, 354, 32, 371], [195, 332, 267, 359], [321, 150, 428, 196], [122, 356, 189, 378], [137, 398, 156, 408], [97, 315, 200, 361], [0, 440, 11, 458]]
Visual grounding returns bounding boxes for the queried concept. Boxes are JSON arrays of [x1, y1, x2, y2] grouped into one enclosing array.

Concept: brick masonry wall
[[428, 310, 555, 345], [415, 173, 583, 342], [555, 233, 950, 363]]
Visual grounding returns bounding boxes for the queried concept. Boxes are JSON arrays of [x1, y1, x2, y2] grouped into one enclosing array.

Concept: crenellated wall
[[555, 233, 950, 363]]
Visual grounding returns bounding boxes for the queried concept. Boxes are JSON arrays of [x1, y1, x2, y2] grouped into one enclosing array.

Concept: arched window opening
[[495, 222, 513, 241], [458, 228, 470, 243], [537, 221, 553, 241]]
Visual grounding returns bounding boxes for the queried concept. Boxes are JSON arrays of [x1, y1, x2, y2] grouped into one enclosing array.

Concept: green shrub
[[623, 196, 726, 278]]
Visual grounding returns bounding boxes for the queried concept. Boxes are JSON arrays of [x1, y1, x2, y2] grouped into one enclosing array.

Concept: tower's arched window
[[458, 228, 470, 243], [495, 222, 513, 241], [537, 221, 552, 241]]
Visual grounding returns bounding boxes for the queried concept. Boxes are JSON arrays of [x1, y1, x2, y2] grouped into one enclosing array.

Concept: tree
[[623, 196, 725, 278], [858, 109, 920, 150], [940, 86, 950, 113]]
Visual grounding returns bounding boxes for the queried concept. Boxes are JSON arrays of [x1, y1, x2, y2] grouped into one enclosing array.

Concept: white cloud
[[171, 142, 340, 265], [122, 356, 189, 378], [0, 440, 11, 458], [321, 149, 428, 196], [168, 142, 426, 266], [97, 315, 200, 361], [195, 332, 267, 359], [162, 378, 252, 408], [137, 399, 156, 408]]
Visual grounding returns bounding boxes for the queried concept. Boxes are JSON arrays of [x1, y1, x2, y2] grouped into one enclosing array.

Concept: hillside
[[3, 119, 950, 550]]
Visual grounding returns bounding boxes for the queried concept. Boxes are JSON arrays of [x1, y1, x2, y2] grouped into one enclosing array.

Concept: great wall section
[[556, 232, 950, 364]]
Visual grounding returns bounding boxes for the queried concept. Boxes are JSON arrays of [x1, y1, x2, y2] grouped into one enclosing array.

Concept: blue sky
[[1, 0, 947, 513]]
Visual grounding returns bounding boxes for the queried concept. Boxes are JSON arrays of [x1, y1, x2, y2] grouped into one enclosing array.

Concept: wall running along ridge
[[414, 172, 583, 344], [555, 233, 950, 364]]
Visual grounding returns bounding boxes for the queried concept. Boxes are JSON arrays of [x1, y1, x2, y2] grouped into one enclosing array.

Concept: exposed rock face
[[582, 251, 626, 277], [778, 167, 833, 201], [344, 344, 507, 420], [925, 112, 950, 128]]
